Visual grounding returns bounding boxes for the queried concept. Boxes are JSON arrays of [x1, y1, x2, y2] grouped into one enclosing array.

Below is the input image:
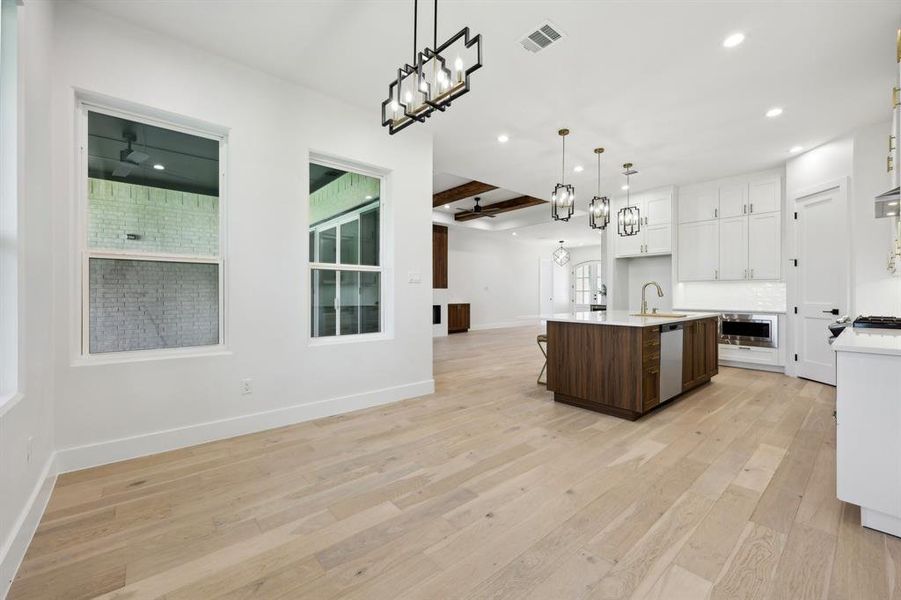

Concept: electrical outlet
[[240, 379, 253, 396], [26, 436, 33, 464]]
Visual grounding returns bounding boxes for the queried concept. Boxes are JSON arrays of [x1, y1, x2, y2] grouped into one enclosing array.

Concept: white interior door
[[795, 183, 849, 385], [539, 259, 554, 319]]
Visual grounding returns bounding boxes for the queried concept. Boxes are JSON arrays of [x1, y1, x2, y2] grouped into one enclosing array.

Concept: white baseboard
[[470, 320, 539, 331], [719, 360, 785, 373], [0, 454, 57, 599], [55, 379, 434, 474]]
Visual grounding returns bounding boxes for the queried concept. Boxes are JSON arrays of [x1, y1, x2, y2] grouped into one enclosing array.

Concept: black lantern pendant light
[[381, 0, 483, 135], [551, 129, 575, 222], [589, 147, 610, 230], [617, 162, 640, 237]]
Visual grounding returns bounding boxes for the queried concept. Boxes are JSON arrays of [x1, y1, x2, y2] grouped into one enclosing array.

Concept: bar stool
[[537, 334, 548, 385]]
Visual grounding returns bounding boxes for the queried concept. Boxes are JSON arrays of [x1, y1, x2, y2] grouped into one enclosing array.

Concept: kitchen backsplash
[[674, 281, 787, 313]]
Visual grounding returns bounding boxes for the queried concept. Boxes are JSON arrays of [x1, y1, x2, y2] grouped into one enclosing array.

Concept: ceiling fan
[[112, 130, 149, 178], [456, 196, 500, 218]]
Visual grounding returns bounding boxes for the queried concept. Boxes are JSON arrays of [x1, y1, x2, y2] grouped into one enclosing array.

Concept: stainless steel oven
[[719, 313, 778, 348]]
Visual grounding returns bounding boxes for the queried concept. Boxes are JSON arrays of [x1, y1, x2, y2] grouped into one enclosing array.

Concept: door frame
[[786, 177, 851, 380]]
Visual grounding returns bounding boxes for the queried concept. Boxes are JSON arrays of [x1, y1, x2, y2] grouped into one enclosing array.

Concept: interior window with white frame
[[309, 161, 382, 338], [81, 105, 224, 355]]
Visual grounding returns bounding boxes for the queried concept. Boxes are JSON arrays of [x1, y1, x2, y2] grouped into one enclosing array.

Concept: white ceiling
[[81, 0, 901, 244]]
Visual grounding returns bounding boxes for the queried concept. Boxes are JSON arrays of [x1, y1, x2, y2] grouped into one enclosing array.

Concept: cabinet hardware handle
[[894, 86, 901, 108], [750, 268, 754, 278], [891, 135, 897, 152], [744, 268, 747, 279], [889, 155, 895, 173], [749, 203, 754, 213], [743, 204, 746, 214], [714, 208, 718, 218], [714, 269, 719, 280]]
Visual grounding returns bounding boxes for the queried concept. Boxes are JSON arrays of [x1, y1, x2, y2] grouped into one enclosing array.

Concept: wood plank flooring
[[8, 326, 897, 599]]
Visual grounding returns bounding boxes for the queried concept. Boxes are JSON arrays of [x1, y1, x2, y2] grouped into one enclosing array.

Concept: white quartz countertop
[[544, 310, 720, 328], [832, 327, 901, 357]]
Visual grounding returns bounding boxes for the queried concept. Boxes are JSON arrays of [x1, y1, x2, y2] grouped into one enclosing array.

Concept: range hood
[[875, 187, 900, 218]]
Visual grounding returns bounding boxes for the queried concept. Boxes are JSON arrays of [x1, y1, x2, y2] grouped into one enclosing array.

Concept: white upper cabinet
[[614, 188, 673, 258], [748, 212, 782, 280], [718, 216, 749, 280], [645, 192, 672, 226], [616, 224, 643, 256], [718, 182, 747, 219], [678, 184, 718, 224], [748, 176, 781, 214], [676, 170, 783, 282], [678, 220, 719, 281]]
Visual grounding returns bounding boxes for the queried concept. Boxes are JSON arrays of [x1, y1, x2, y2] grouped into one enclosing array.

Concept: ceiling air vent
[[520, 21, 564, 53]]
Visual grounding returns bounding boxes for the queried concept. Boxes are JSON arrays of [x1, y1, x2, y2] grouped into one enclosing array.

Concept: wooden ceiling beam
[[455, 196, 546, 222], [433, 181, 498, 207]]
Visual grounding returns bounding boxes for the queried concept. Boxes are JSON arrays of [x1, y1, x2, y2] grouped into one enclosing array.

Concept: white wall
[[786, 121, 900, 317], [47, 3, 434, 470], [625, 256, 674, 313], [851, 121, 901, 315], [445, 227, 579, 329], [0, 0, 56, 592]]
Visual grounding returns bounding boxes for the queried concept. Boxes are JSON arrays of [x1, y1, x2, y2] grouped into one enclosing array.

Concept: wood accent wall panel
[[432, 224, 448, 289]]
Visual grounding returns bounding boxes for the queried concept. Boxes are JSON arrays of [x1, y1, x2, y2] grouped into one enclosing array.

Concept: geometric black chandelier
[[588, 147, 610, 230], [551, 128, 575, 222], [381, 0, 483, 135], [617, 162, 641, 237]]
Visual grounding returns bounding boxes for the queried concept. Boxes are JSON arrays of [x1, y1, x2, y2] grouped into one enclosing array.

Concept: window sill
[[308, 332, 392, 347], [72, 345, 232, 367]]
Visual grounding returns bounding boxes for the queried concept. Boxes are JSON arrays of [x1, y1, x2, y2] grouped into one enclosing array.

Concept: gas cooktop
[[853, 316, 901, 330]]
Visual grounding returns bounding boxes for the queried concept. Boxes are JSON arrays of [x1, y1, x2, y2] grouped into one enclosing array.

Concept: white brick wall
[[88, 178, 219, 256], [87, 178, 221, 353], [88, 258, 219, 353]]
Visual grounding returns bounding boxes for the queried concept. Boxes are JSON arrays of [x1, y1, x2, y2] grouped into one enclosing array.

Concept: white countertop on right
[[832, 327, 901, 357]]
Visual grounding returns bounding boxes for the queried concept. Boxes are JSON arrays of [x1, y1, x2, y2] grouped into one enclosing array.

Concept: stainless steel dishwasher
[[659, 323, 684, 403]]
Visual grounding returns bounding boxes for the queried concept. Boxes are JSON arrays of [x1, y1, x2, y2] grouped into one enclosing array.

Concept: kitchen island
[[546, 311, 720, 420]]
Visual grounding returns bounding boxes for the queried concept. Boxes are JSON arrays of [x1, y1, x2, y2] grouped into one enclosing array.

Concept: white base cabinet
[[835, 338, 901, 537]]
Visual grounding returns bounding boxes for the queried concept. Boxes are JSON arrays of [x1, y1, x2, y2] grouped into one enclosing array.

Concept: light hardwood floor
[[9, 326, 900, 599]]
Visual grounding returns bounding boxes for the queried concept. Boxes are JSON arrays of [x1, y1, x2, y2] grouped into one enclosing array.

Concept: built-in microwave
[[719, 313, 778, 348]]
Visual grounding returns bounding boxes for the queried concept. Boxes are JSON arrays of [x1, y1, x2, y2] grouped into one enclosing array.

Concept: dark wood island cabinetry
[[547, 312, 719, 420]]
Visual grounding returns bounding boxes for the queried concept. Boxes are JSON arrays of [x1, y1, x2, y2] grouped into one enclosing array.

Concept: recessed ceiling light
[[573, 165, 584, 173], [153, 164, 165, 170], [444, 204, 450, 209], [497, 134, 509, 143], [765, 107, 783, 118], [723, 32, 745, 48], [621, 184, 629, 191], [789, 145, 803, 153], [512, 232, 518, 236]]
